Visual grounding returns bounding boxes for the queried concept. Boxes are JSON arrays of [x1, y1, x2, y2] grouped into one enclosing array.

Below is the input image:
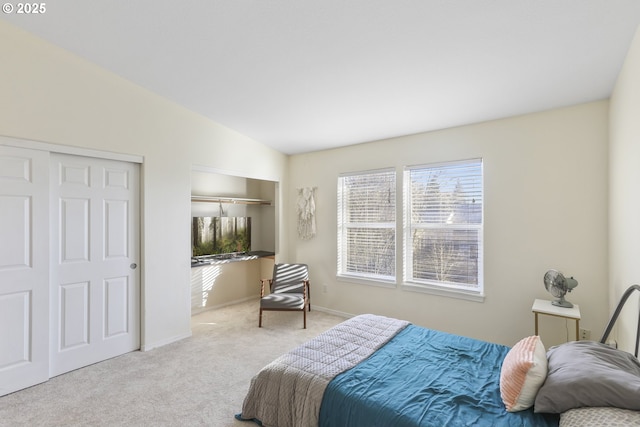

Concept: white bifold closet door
[[49, 153, 140, 377], [0, 146, 50, 396]]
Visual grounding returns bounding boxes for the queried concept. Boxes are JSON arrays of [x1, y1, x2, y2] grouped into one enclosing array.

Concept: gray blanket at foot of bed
[[238, 314, 409, 427]]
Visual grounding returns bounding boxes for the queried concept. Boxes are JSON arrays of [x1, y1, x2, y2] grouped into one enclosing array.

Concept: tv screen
[[192, 216, 251, 257]]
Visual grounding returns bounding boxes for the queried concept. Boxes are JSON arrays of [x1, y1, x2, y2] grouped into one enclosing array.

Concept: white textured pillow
[[500, 335, 547, 412], [561, 407, 640, 427]]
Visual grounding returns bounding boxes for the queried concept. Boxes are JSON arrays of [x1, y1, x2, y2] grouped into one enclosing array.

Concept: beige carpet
[[0, 301, 345, 426]]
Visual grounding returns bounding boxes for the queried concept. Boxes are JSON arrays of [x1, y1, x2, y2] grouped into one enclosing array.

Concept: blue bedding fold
[[319, 325, 558, 427]]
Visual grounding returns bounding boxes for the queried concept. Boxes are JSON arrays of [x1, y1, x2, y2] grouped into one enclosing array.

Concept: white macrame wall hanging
[[296, 187, 317, 240]]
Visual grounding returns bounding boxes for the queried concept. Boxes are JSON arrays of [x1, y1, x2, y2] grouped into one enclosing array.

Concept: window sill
[[336, 274, 397, 289], [401, 282, 485, 302]]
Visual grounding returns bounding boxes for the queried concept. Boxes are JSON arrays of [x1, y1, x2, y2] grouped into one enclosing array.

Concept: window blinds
[[405, 159, 483, 291], [338, 169, 396, 281]]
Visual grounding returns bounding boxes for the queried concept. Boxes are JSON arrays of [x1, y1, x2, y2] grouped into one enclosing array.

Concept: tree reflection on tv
[[192, 217, 251, 256]]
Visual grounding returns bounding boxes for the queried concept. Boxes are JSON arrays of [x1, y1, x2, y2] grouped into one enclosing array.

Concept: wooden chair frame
[[258, 274, 311, 328]]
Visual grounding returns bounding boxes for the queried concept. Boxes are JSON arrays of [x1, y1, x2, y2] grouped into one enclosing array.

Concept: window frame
[[337, 168, 397, 286], [402, 159, 484, 301]]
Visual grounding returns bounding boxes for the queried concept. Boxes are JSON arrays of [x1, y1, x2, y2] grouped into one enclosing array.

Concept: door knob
[[130, 263, 137, 270]]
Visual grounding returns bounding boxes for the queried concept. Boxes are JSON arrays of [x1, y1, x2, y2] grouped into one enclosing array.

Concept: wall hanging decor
[[297, 187, 317, 240]]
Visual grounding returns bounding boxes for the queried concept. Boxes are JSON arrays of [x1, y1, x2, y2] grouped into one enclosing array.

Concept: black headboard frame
[[600, 284, 640, 357]]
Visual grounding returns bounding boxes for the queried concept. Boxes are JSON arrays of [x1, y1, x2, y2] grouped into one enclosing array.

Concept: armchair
[[259, 263, 310, 328]]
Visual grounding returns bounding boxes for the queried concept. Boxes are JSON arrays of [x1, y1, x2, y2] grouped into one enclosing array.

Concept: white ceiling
[[3, 1, 640, 155]]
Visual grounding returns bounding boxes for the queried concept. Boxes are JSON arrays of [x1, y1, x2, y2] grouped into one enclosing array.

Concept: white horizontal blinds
[[338, 169, 396, 280], [406, 159, 483, 290]]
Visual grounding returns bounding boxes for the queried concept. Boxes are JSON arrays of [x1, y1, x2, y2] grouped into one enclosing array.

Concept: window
[[337, 169, 396, 284], [404, 159, 483, 296]]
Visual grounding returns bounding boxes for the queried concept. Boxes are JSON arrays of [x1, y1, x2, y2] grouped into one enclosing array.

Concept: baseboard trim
[[311, 305, 354, 320], [191, 296, 256, 315], [191, 300, 356, 324], [141, 331, 192, 352]]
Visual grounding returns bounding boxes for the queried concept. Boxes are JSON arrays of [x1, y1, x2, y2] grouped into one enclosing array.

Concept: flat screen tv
[[192, 216, 251, 257]]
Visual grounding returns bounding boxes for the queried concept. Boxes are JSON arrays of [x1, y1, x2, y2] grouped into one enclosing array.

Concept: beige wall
[[1, 17, 625, 352], [289, 101, 609, 347], [609, 26, 640, 353], [190, 259, 274, 314], [0, 21, 289, 350]]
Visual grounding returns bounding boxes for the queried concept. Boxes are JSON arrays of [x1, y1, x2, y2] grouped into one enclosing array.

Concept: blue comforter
[[319, 325, 558, 427]]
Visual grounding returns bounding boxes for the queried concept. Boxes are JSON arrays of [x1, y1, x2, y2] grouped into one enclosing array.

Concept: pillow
[[500, 335, 548, 412], [534, 341, 640, 413], [560, 407, 640, 427]]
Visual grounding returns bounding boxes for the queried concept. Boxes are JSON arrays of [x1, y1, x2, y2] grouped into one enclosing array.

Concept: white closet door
[[50, 153, 140, 377], [0, 146, 49, 396]]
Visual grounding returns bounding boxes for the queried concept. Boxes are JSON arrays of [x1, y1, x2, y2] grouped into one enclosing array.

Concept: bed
[[236, 309, 640, 427]]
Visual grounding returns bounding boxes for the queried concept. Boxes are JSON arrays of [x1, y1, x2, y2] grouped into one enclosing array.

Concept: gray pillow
[[534, 341, 640, 413]]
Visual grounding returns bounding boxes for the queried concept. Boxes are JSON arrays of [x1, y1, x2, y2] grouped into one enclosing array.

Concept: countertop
[[191, 251, 275, 267]]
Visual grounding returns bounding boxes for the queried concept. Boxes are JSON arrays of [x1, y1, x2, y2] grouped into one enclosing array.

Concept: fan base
[[552, 298, 574, 308]]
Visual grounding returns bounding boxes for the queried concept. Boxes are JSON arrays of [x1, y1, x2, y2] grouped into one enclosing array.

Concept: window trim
[[400, 281, 485, 302], [337, 273, 397, 288]]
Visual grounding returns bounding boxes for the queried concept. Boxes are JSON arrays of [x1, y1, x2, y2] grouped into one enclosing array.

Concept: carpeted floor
[[0, 301, 345, 426]]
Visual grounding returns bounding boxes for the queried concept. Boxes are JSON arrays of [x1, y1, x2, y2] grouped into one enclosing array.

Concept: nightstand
[[532, 298, 581, 341]]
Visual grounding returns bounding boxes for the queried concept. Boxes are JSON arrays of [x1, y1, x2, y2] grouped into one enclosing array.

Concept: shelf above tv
[[190, 195, 272, 206]]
